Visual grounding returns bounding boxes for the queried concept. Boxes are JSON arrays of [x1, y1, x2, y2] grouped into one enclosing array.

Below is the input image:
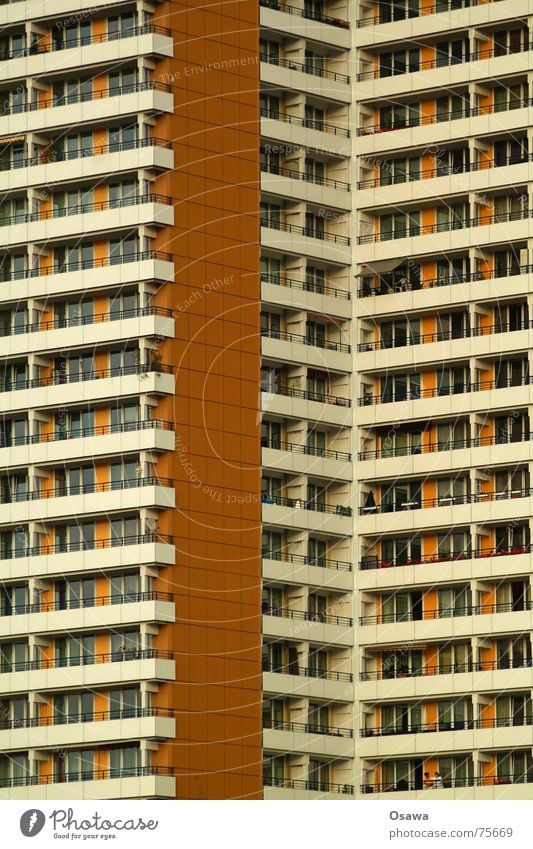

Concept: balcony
[[263, 606, 352, 627], [360, 599, 533, 626], [358, 262, 531, 299], [357, 99, 531, 137], [358, 150, 532, 190], [260, 54, 350, 84], [262, 384, 351, 408], [357, 41, 533, 83], [261, 327, 350, 353], [359, 431, 533, 461], [264, 776, 354, 795], [262, 550, 352, 572], [260, 105, 350, 138], [260, 0, 349, 29], [359, 485, 532, 516], [0, 765, 174, 790], [360, 542, 530, 571], [361, 774, 532, 794], [358, 208, 531, 246], [261, 438, 351, 462], [361, 715, 533, 738], [260, 271, 350, 301], [356, 0, 492, 27], [0, 307, 173, 360], [260, 218, 350, 246], [0, 81, 170, 117], [360, 656, 533, 683], [1, 193, 173, 249], [0, 647, 174, 675], [0, 531, 173, 563], [0, 417, 173, 450], [262, 660, 352, 683], [1, 23, 171, 61], [263, 718, 352, 737], [0, 708, 176, 753], [358, 319, 531, 353], [261, 162, 350, 192], [0, 363, 174, 406], [261, 493, 351, 517], [1, 589, 173, 618], [359, 374, 533, 407]]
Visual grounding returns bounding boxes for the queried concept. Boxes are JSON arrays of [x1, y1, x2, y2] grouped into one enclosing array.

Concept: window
[[55, 522, 95, 553], [0, 584, 27, 616], [381, 536, 421, 567], [54, 243, 94, 273], [437, 420, 467, 450], [436, 366, 468, 396], [380, 481, 421, 512], [110, 458, 140, 489], [108, 67, 137, 95], [438, 586, 471, 618], [379, 102, 419, 131], [111, 630, 141, 661], [110, 403, 140, 433], [379, 157, 420, 186], [109, 124, 138, 152], [380, 703, 421, 734], [260, 93, 279, 119], [55, 408, 94, 439], [259, 40, 279, 64], [305, 266, 325, 293], [436, 93, 469, 122], [108, 12, 136, 39], [110, 347, 139, 376], [110, 573, 141, 604], [55, 578, 95, 610], [109, 688, 141, 719], [61, 749, 94, 782], [379, 47, 419, 77], [260, 255, 281, 284], [110, 515, 140, 546], [435, 38, 469, 67], [378, 0, 419, 24], [260, 202, 281, 229], [379, 318, 420, 348], [380, 372, 420, 403], [304, 104, 324, 130], [55, 299, 94, 327], [379, 211, 420, 240], [52, 20, 91, 50], [55, 635, 95, 668], [109, 180, 138, 208], [53, 77, 92, 106], [109, 233, 138, 265], [437, 531, 470, 559], [54, 691, 94, 724]]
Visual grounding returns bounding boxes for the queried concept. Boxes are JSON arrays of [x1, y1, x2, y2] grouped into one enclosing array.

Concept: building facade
[[1, 0, 533, 803], [261, 0, 533, 801]]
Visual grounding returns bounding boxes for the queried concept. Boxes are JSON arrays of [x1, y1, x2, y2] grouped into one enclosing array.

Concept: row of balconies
[[356, 92, 533, 146], [0, 22, 171, 62], [357, 29, 530, 81], [358, 203, 533, 246], [260, 0, 350, 32], [357, 138, 530, 192], [356, 0, 503, 29]]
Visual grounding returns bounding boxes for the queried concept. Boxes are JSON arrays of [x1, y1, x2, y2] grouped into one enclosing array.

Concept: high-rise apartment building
[[0, 0, 262, 800], [259, 0, 356, 799], [2, 0, 532, 803], [261, 0, 533, 801], [355, 0, 533, 799]]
